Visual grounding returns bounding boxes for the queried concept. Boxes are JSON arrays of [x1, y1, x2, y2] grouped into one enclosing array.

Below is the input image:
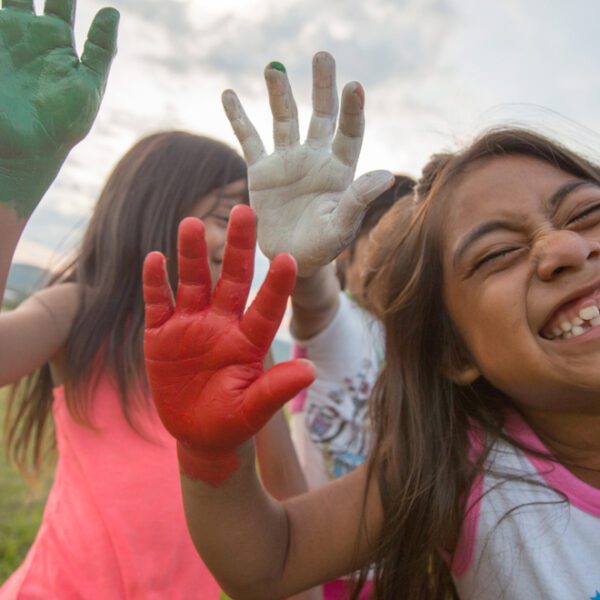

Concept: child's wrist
[[177, 441, 255, 487], [295, 265, 319, 280], [0, 153, 68, 218]]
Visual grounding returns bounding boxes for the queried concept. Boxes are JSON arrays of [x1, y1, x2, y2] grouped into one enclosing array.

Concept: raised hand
[[222, 52, 394, 277], [143, 206, 315, 486], [0, 0, 119, 216]]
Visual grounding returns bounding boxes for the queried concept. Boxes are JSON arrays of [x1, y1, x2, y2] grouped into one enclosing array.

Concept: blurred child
[[0, 14, 311, 591]]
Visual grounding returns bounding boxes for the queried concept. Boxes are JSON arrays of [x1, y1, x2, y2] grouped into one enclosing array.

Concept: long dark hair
[[5, 131, 247, 474], [356, 129, 600, 598], [336, 174, 416, 293]]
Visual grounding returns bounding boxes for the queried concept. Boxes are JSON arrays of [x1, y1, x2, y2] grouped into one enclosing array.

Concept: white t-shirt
[[452, 412, 600, 599], [289, 292, 383, 489]]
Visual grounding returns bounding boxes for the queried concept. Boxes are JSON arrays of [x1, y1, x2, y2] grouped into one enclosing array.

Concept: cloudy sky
[[17, 0, 600, 287]]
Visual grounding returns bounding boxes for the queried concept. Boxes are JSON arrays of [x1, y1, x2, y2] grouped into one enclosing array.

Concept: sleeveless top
[[0, 376, 221, 599], [452, 412, 600, 599]]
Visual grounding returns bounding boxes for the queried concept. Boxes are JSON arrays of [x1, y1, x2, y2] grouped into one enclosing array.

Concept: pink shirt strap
[[451, 427, 485, 577]]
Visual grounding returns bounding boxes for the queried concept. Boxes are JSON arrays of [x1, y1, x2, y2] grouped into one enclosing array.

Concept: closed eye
[[568, 202, 600, 226], [472, 247, 520, 272], [209, 214, 230, 226]]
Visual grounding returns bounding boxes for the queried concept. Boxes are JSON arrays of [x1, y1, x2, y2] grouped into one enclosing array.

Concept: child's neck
[[520, 407, 600, 489]]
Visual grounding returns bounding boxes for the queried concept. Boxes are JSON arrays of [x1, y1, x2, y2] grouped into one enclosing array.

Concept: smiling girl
[[142, 54, 600, 599]]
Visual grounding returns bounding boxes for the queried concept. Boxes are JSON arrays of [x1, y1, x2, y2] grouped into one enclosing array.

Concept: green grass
[[0, 399, 52, 584]]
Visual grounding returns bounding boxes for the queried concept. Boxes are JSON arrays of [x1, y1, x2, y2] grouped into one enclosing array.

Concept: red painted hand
[[143, 205, 315, 485]]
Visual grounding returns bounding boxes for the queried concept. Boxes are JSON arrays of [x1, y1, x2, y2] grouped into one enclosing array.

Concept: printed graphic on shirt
[[304, 357, 376, 479]]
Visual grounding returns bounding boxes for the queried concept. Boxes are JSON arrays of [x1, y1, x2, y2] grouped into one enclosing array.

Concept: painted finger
[[332, 170, 396, 242], [176, 217, 211, 314], [306, 51, 338, 149], [211, 205, 256, 317], [80, 7, 119, 92], [2, 0, 34, 12], [332, 82, 365, 168], [243, 359, 315, 431], [143, 251, 175, 330], [264, 62, 300, 150], [222, 90, 266, 166], [240, 253, 296, 351], [43, 0, 74, 24]]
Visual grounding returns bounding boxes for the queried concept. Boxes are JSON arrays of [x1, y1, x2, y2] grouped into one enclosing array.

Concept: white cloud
[[16, 0, 600, 278]]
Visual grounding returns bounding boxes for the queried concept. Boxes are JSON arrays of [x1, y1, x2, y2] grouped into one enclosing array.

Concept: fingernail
[[269, 61, 286, 73], [353, 82, 364, 109]]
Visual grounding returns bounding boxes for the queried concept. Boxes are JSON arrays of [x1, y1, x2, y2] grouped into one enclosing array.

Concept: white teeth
[[547, 304, 600, 341], [579, 305, 600, 321]]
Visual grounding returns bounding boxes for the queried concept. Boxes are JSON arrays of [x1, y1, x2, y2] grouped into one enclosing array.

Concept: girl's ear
[[447, 362, 480, 386], [444, 344, 480, 385]]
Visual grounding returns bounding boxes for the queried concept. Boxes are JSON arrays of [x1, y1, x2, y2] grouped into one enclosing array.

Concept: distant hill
[[4, 263, 50, 308]]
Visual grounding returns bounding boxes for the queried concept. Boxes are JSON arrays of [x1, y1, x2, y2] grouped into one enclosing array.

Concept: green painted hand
[[0, 0, 119, 217]]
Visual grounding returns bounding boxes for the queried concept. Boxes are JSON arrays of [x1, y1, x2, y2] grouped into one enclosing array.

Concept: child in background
[[288, 176, 414, 599], [0, 10, 310, 591], [289, 176, 415, 491], [144, 52, 600, 599], [1, 128, 313, 598]]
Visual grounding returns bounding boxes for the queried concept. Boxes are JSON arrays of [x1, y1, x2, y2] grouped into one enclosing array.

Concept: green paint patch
[[269, 61, 286, 73]]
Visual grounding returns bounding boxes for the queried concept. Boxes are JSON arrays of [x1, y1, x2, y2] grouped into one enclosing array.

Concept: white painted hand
[[222, 52, 394, 277]]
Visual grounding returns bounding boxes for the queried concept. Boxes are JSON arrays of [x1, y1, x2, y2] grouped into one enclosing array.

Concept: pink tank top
[[0, 376, 221, 599]]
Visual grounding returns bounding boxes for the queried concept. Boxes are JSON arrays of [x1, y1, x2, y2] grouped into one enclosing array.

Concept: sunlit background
[[15, 0, 600, 331]]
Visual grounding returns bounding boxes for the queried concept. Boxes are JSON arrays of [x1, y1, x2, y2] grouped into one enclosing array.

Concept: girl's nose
[[535, 230, 600, 281]]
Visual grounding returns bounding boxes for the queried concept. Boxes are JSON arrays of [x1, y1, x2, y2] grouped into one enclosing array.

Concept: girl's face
[[442, 155, 600, 413], [188, 178, 247, 286]]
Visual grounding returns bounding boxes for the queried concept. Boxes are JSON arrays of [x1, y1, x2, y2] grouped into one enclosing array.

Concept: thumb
[[243, 359, 315, 431], [332, 170, 395, 241]]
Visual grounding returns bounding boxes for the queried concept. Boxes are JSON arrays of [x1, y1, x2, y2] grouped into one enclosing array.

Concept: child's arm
[[291, 263, 341, 341], [255, 407, 325, 600], [256, 408, 308, 501], [0, 283, 79, 386], [0, 0, 119, 302], [182, 454, 380, 599], [222, 52, 394, 340], [258, 345, 324, 600], [143, 208, 383, 598], [255, 350, 309, 501]]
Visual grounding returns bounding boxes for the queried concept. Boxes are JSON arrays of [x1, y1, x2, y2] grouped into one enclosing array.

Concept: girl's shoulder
[[22, 282, 80, 315], [453, 413, 600, 596], [19, 282, 80, 338]]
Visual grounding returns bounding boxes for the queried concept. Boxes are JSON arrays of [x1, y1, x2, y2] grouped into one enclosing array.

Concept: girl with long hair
[[1, 130, 310, 598], [143, 53, 600, 599]]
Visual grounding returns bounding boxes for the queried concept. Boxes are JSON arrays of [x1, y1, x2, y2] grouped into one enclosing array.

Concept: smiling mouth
[[541, 290, 600, 341]]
